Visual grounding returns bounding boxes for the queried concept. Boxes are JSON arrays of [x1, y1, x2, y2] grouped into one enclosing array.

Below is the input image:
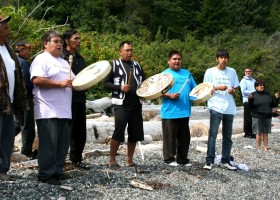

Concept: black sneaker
[[73, 161, 90, 170], [53, 173, 71, 180], [30, 150, 38, 160], [38, 177, 61, 185]]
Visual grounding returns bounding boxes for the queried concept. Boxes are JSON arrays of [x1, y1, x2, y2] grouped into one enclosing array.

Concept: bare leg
[[109, 139, 120, 166], [263, 133, 268, 151], [256, 134, 262, 151], [126, 141, 137, 166]]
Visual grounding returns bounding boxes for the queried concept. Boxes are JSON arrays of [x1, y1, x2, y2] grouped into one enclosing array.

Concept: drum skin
[[189, 82, 213, 104], [136, 73, 174, 100], [72, 60, 111, 91]]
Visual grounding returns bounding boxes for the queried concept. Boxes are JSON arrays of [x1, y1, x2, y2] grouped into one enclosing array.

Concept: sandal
[[73, 162, 90, 170]]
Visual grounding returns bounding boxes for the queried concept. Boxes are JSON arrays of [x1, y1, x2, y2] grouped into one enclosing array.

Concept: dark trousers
[[0, 113, 15, 173], [243, 102, 253, 136], [36, 118, 70, 179], [21, 98, 35, 155], [69, 102, 87, 163], [206, 110, 234, 164], [162, 118, 190, 165]]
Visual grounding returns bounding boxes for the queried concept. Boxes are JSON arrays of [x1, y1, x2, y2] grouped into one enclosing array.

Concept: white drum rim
[[72, 60, 111, 91], [136, 73, 174, 100], [190, 82, 213, 104]]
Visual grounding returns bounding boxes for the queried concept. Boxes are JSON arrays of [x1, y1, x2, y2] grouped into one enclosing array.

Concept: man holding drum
[[62, 30, 89, 169], [203, 50, 239, 171], [160, 50, 197, 167], [104, 41, 145, 169]]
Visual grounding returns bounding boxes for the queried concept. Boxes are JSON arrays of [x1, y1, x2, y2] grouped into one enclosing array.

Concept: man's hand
[[228, 87, 235, 94], [121, 84, 130, 93], [60, 79, 72, 88]]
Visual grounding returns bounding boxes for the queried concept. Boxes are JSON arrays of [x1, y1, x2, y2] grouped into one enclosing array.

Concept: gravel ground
[[1, 126, 280, 200]]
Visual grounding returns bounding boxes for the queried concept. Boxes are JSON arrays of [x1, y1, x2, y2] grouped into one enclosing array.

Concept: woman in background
[[248, 80, 279, 152]]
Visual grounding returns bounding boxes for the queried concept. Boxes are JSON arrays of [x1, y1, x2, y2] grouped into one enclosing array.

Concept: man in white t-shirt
[[203, 50, 239, 171], [30, 30, 73, 185]]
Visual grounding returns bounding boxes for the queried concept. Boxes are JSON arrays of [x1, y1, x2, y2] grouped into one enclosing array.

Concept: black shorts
[[112, 106, 144, 142]]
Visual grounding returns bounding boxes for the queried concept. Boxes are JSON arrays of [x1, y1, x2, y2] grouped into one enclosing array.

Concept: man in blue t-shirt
[[160, 50, 197, 167]]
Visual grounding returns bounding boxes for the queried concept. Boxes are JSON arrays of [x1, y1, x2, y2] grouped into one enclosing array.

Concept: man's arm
[[32, 76, 72, 88]]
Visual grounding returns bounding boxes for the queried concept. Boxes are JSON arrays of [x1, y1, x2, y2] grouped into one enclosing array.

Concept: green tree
[[196, 0, 232, 39]]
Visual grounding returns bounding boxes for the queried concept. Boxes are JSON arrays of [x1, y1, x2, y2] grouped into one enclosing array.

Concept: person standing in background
[[240, 67, 256, 139], [62, 30, 89, 169], [0, 15, 29, 181], [160, 50, 197, 167], [14, 42, 37, 159], [248, 80, 279, 152]]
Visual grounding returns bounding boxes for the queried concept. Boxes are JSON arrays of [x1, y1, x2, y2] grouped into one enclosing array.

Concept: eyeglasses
[[245, 71, 251, 72], [49, 40, 64, 44]]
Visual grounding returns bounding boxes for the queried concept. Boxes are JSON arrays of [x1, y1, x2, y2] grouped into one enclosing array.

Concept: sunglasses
[[245, 71, 251, 72], [258, 84, 264, 86]]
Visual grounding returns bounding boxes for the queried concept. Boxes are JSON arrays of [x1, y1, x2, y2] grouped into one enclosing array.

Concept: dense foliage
[[1, 1, 280, 105]]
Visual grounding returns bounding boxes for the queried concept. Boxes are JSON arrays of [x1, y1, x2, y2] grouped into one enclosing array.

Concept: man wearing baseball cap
[[0, 15, 29, 181]]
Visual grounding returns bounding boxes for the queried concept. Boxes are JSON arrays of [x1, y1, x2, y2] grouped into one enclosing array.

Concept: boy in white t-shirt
[[203, 50, 239, 171]]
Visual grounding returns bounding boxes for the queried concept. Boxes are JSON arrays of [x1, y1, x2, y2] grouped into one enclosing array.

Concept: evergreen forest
[[1, 0, 280, 105]]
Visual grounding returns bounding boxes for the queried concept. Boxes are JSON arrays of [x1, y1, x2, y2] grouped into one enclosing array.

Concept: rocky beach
[[1, 106, 280, 200]]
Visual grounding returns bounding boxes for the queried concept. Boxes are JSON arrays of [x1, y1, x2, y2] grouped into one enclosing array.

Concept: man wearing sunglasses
[[240, 67, 256, 139]]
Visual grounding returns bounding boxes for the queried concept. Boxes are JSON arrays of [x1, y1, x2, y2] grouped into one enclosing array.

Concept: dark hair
[[14, 41, 30, 53], [119, 41, 132, 50], [62, 29, 78, 48], [245, 67, 252, 71], [168, 50, 182, 59], [40, 30, 61, 49], [254, 79, 265, 88], [216, 50, 229, 59]]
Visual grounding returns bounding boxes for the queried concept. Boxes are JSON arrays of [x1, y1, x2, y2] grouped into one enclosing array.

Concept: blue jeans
[[206, 110, 234, 164]]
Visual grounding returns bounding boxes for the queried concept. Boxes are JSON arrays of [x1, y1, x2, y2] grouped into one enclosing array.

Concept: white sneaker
[[184, 163, 192, 167], [221, 162, 237, 170], [168, 161, 178, 167], [203, 163, 213, 170]]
